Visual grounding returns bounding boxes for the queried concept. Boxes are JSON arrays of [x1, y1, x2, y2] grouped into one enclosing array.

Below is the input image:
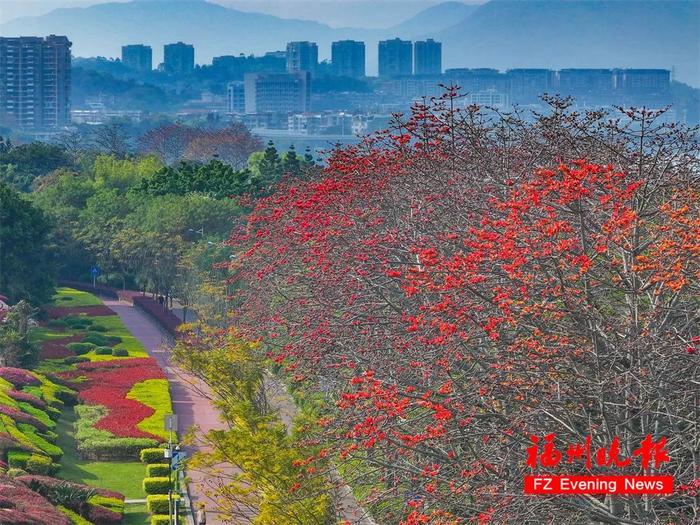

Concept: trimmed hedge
[[81, 334, 111, 346], [143, 476, 171, 495], [146, 463, 171, 478], [146, 494, 180, 514], [151, 514, 183, 525], [67, 342, 95, 355], [95, 346, 113, 355], [133, 296, 181, 338], [140, 448, 166, 464], [78, 438, 157, 461], [112, 348, 129, 357], [89, 325, 108, 332]]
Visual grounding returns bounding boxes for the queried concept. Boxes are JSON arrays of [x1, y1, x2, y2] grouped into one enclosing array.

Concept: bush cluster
[[67, 342, 95, 355], [146, 494, 180, 514], [140, 448, 166, 464], [143, 476, 170, 495], [81, 334, 111, 346], [146, 463, 170, 477]]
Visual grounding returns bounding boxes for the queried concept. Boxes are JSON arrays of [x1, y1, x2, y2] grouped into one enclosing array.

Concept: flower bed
[[0, 368, 40, 388], [16, 475, 125, 523], [60, 359, 167, 440], [0, 405, 49, 433], [39, 335, 84, 360], [45, 305, 116, 319], [6, 390, 48, 410], [0, 475, 72, 525]]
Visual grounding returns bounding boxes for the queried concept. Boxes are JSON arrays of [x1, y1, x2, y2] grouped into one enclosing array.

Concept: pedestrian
[[158, 295, 165, 307], [196, 503, 207, 525]]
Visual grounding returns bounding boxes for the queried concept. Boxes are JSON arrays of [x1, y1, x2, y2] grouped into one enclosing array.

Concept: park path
[[105, 297, 375, 525], [103, 299, 237, 525]]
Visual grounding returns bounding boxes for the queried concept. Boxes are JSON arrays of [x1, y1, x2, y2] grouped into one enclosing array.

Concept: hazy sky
[[0, 0, 484, 28]]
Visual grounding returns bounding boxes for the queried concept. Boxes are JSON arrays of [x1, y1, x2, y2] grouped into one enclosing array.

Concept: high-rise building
[[227, 81, 245, 113], [286, 41, 318, 74], [414, 39, 441, 76], [378, 38, 412, 78], [617, 69, 670, 93], [507, 68, 556, 104], [163, 42, 194, 75], [331, 40, 365, 78], [0, 35, 71, 129], [121, 44, 152, 72], [243, 72, 310, 114]]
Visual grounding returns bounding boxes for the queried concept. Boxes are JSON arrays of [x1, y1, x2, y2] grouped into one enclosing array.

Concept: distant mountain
[[390, 1, 478, 38], [0, 0, 354, 63], [436, 0, 699, 86], [1, 0, 697, 85]]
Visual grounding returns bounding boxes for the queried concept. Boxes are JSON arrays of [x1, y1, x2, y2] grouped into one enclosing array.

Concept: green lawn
[[122, 503, 150, 525], [56, 409, 146, 500], [53, 288, 104, 307]]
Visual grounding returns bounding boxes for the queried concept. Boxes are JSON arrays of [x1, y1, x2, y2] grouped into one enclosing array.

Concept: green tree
[[0, 142, 73, 191], [281, 145, 301, 177], [137, 159, 258, 198], [0, 183, 55, 304], [92, 154, 163, 191], [0, 300, 37, 367], [248, 141, 282, 186]]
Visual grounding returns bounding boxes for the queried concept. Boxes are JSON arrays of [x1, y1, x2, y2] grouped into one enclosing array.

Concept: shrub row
[[146, 494, 180, 514], [151, 512, 183, 525], [140, 447, 167, 464], [146, 463, 170, 477], [133, 296, 181, 338], [143, 476, 171, 495]]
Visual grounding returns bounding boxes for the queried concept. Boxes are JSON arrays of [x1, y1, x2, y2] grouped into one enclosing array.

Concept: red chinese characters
[[526, 433, 670, 471]]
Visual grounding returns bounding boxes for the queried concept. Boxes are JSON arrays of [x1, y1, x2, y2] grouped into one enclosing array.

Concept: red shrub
[[0, 476, 71, 525], [6, 390, 48, 410], [0, 432, 22, 452], [133, 296, 181, 337], [0, 368, 40, 387], [0, 405, 49, 433], [45, 305, 115, 319], [15, 475, 125, 500], [39, 335, 83, 360]]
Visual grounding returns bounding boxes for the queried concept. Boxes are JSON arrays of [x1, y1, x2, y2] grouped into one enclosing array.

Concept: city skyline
[[0, 0, 696, 85]]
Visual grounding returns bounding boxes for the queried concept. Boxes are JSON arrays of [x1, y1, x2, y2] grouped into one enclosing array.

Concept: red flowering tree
[[225, 94, 699, 524]]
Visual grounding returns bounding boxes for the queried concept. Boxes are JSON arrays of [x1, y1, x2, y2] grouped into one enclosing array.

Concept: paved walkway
[[105, 298, 374, 525], [103, 299, 234, 525]]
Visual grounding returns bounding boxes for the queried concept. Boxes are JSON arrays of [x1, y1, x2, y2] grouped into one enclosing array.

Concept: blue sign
[[171, 451, 186, 470], [90, 265, 100, 277]]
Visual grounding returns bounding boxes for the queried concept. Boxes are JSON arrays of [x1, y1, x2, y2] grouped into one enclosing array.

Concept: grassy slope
[[53, 288, 104, 307]]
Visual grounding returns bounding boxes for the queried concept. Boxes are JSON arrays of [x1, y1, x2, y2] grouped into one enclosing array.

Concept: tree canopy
[[0, 183, 56, 304]]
